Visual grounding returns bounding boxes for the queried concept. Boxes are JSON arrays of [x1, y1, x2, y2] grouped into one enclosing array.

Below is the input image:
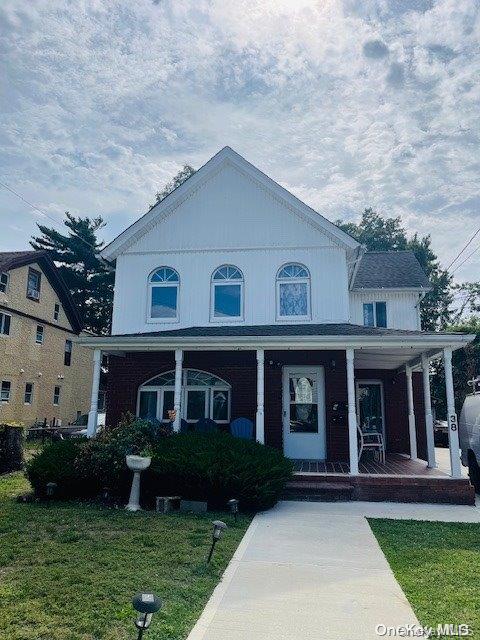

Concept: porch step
[[283, 480, 354, 502]]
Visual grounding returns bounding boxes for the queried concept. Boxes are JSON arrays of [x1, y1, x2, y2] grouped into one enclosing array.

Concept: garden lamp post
[[207, 520, 227, 563], [132, 592, 161, 640], [228, 498, 239, 523]]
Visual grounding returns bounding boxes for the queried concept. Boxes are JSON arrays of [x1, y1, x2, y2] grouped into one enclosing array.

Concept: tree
[[430, 317, 480, 418], [336, 208, 453, 329], [151, 164, 196, 208], [453, 281, 480, 321], [31, 213, 114, 335]]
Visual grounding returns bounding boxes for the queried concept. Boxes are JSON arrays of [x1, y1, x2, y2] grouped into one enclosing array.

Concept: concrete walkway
[[188, 500, 480, 640]]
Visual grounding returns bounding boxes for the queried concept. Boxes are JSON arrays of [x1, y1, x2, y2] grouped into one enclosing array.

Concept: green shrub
[[26, 418, 293, 511], [26, 439, 88, 498], [146, 432, 293, 510]]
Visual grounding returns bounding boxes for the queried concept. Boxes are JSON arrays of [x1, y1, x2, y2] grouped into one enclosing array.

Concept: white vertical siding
[[112, 247, 350, 335], [349, 291, 421, 331]]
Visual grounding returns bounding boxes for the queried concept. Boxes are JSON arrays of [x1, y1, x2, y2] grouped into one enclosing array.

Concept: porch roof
[[78, 323, 474, 370]]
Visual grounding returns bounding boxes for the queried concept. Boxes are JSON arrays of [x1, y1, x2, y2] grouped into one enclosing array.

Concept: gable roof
[[352, 251, 431, 290], [101, 146, 360, 261], [0, 250, 83, 333]]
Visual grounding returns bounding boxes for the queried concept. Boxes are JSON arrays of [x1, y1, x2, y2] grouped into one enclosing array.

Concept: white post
[[346, 348, 358, 474], [256, 349, 265, 444], [405, 366, 418, 460], [421, 354, 437, 468], [87, 349, 102, 438], [444, 347, 461, 478], [173, 349, 183, 432]]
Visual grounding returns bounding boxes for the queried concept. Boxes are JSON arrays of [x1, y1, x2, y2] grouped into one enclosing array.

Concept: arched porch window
[[137, 369, 231, 424]]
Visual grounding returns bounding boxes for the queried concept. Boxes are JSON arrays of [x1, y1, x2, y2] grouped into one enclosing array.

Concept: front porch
[[293, 453, 449, 476], [79, 323, 476, 504]]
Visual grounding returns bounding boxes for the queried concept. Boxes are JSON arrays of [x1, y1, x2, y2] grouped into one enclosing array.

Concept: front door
[[282, 367, 325, 459]]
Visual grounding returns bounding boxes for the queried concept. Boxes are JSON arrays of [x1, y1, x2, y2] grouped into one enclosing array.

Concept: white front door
[[282, 366, 326, 459]]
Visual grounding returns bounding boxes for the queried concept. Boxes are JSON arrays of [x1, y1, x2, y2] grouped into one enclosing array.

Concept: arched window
[[211, 265, 244, 321], [137, 369, 231, 424], [276, 263, 311, 319], [148, 267, 179, 321]]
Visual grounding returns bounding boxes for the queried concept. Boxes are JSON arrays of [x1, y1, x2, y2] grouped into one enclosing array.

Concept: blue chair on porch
[[230, 417, 254, 440]]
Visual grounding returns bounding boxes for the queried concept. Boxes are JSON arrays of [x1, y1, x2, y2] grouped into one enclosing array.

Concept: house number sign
[[450, 414, 457, 431]]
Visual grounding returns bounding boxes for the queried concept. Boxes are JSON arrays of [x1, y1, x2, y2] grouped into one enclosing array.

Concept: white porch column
[[173, 349, 183, 432], [405, 366, 418, 460], [256, 349, 265, 444], [444, 347, 461, 478], [421, 354, 437, 468], [346, 348, 359, 474], [87, 349, 102, 438]]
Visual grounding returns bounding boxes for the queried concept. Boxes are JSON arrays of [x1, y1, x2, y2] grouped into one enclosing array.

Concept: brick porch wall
[[106, 350, 425, 462]]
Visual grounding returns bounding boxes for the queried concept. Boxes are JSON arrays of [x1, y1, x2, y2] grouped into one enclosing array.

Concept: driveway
[[188, 500, 480, 640]]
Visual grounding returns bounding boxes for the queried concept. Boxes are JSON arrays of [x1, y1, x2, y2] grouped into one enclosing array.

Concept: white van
[[459, 377, 480, 491]]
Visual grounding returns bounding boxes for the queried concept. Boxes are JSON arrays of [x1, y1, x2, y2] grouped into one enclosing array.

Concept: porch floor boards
[[293, 454, 449, 477]]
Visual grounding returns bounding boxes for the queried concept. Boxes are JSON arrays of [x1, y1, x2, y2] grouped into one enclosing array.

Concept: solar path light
[[132, 592, 161, 640], [228, 498, 239, 523], [207, 520, 227, 563]]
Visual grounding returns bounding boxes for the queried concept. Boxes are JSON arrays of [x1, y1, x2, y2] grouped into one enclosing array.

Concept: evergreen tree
[[30, 213, 114, 335]]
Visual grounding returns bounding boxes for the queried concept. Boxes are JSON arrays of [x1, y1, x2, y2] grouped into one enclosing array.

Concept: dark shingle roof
[[0, 251, 40, 272], [116, 323, 436, 339], [352, 251, 430, 289]]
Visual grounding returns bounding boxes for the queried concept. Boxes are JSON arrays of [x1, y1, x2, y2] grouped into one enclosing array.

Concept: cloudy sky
[[1, 0, 479, 282]]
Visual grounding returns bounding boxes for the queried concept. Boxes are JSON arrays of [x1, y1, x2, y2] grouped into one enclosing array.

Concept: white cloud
[[0, 0, 479, 282]]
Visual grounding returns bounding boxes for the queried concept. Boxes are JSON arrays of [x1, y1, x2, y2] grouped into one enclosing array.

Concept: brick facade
[[107, 349, 427, 464]]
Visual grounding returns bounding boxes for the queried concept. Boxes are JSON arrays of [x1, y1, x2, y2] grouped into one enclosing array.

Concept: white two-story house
[[80, 147, 475, 504]]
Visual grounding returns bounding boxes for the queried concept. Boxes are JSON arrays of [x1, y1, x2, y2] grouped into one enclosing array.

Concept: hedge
[[26, 418, 293, 510]]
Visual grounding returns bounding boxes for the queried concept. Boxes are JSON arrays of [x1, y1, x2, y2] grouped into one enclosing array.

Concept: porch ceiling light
[[132, 592, 161, 639], [207, 520, 227, 563], [228, 498, 239, 523]]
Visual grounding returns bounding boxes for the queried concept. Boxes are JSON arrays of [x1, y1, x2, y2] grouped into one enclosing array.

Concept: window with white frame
[[35, 325, 44, 344], [53, 385, 61, 405], [138, 369, 231, 424], [0, 272, 8, 293], [211, 265, 243, 320], [24, 382, 34, 405], [148, 267, 179, 320], [363, 301, 387, 328], [1, 381, 11, 403], [0, 312, 11, 336], [53, 303, 60, 321], [276, 263, 311, 319], [27, 267, 41, 301]]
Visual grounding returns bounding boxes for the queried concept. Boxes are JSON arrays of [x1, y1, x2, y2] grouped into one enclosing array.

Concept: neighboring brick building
[[0, 251, 94, 426]]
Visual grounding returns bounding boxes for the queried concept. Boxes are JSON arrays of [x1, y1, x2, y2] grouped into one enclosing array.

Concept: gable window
[[211, 265, 243, 321], [64, 339, 72, 366], [24, 383, 34, 405], [1, 381, 11, 403], [0, 312, 11, 336], [35, 325, 44, 344], [148, 267, 179, 321], [138, 369, 231, 424], [276, 263, 311, 319], [363, 302, 387, 328], [27, 267, 41, 301], [53, 386, 61, 406], [0, 272, 8, 293], [53, 303, 60, 321]]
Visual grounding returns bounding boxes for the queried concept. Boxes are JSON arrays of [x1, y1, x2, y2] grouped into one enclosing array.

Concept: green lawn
[[369, 518, 480, 639], [0, 473, 251, 640]]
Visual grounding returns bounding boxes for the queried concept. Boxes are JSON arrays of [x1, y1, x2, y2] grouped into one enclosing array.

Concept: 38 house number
[[450, 414, 458, 431]]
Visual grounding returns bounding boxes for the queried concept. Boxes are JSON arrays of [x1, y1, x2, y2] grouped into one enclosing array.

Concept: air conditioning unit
[[28, 289, 40, 300]]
